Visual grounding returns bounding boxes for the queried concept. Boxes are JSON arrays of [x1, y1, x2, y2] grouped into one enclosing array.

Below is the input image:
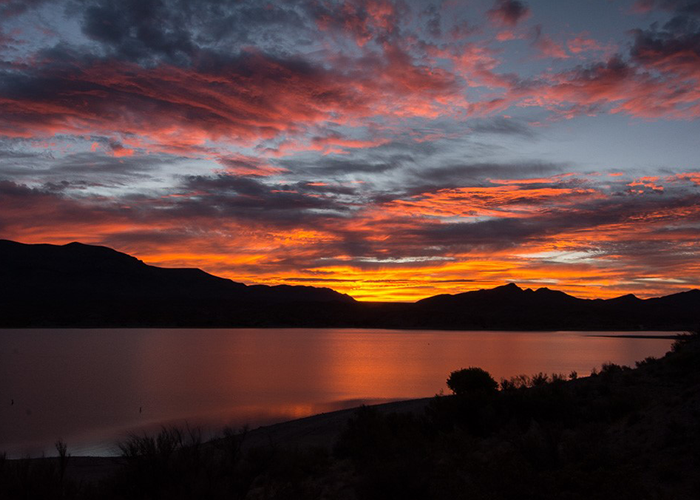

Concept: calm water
[[0, 328, 676, 457]]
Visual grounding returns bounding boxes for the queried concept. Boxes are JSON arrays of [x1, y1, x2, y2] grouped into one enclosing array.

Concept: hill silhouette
[[1, 240, 698, 329], [0, 239, 353, 327], [412, 282, 700, 330]]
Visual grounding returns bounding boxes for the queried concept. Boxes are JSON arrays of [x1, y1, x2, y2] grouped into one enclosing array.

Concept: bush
[[531, 372, 549, 387], [447, 367, 498, 398]]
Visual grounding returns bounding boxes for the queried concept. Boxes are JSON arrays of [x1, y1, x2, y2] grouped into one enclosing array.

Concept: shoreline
[[1, 325, 694, 334], [8, 397, 434, 484]]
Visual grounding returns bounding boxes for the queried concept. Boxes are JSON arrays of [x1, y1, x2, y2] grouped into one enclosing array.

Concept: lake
[[0, 328, 677, 458]]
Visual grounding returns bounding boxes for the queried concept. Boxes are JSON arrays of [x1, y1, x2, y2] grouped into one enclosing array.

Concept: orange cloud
[[4, 169, 699, 302], [382, 183, 600, 219]]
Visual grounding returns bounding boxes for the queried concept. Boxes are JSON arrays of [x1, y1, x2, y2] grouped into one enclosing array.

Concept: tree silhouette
[[446, 367, 498, 398]]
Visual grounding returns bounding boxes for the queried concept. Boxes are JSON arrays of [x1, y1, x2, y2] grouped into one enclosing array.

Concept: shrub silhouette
[[446, 367, 498, 398]]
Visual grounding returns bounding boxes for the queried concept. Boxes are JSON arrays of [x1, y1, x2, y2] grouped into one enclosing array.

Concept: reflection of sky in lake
[[0, 328, 675, 457]]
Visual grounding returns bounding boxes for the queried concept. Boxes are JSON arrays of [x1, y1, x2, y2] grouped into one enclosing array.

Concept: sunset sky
[[1, 0, 699, 301]]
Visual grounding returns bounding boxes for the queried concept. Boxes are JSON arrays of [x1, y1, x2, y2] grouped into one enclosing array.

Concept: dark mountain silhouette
[[0, 239, 354, 327], [410, 282, 699, 330], [1, 240, 698, 329]]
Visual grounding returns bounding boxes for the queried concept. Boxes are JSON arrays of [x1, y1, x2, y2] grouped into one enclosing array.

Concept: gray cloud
[[487, 0, 530, 27]]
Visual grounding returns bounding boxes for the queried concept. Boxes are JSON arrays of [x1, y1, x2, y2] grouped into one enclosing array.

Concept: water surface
[[0, 328, 676, 457]]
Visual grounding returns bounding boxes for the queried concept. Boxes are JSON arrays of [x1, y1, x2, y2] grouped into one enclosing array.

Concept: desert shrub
[[215, 426, 246, 468], [600, 362, 625, 375], [501, 374, 531, 391], [550, 373, 566, 383], [635, 356, 656, 368], [531, 373, 550, 387], [500, 378, 517, 391], [114, 425, 246, 500], [447, 367, 498, 398]]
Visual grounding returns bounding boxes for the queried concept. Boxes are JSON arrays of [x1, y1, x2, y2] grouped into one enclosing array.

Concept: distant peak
[[501, 283, 521, 290], [610, 293, 641, 302], [486, 283, 524, 294]]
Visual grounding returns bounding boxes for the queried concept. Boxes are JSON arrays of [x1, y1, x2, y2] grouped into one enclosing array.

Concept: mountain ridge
[[0, 239, 352, 302], [1, 240, 698, 329]]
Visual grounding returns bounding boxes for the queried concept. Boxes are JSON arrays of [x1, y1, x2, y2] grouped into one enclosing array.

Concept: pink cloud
[[0, 46, 467, 153], [567, 33, 616, 56], [532, 26, 569, 59], [216, 154, 287, 176]]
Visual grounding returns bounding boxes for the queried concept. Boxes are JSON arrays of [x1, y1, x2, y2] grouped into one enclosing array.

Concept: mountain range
[[1, 239, 698, 330]]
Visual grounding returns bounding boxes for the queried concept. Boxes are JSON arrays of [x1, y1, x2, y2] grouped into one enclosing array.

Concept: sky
[[1, 0, 699, 301]]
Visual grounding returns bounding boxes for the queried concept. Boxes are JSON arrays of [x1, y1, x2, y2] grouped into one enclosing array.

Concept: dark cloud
[[574, 55, 632, 81], [448, 20, 478, 40], [0, 0, 47, 19], [629, 1, 700, 78], [74, 0, 311, 65], [0, 179, 127, 232], [468, 117, 536, 137], [0, 150, 183, 180], [415, 217, 545, 250], [42, 180, 98, 192], [80, 0, 195, 65], [404, 161, 564, 192], [487, 0, 530, 27], [194, 3, 308, 47], [60, 151, 181, 175], [421, 4, 442, 38], [172, 174, 351, 224], [630, 15, 700, 79], [635, 0, 700, 16]]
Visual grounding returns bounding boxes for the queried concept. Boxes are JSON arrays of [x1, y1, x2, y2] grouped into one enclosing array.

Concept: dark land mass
[[3, 333, 699, 499], [1, 239, 699, 330]]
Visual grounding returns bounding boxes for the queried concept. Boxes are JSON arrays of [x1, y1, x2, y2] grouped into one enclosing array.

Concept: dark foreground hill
[[1, 239, 698, 329], [3, 333, 699, 499]]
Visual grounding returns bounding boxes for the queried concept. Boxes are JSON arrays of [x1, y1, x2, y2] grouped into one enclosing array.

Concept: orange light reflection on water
[[1, 329, 675, 458]]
